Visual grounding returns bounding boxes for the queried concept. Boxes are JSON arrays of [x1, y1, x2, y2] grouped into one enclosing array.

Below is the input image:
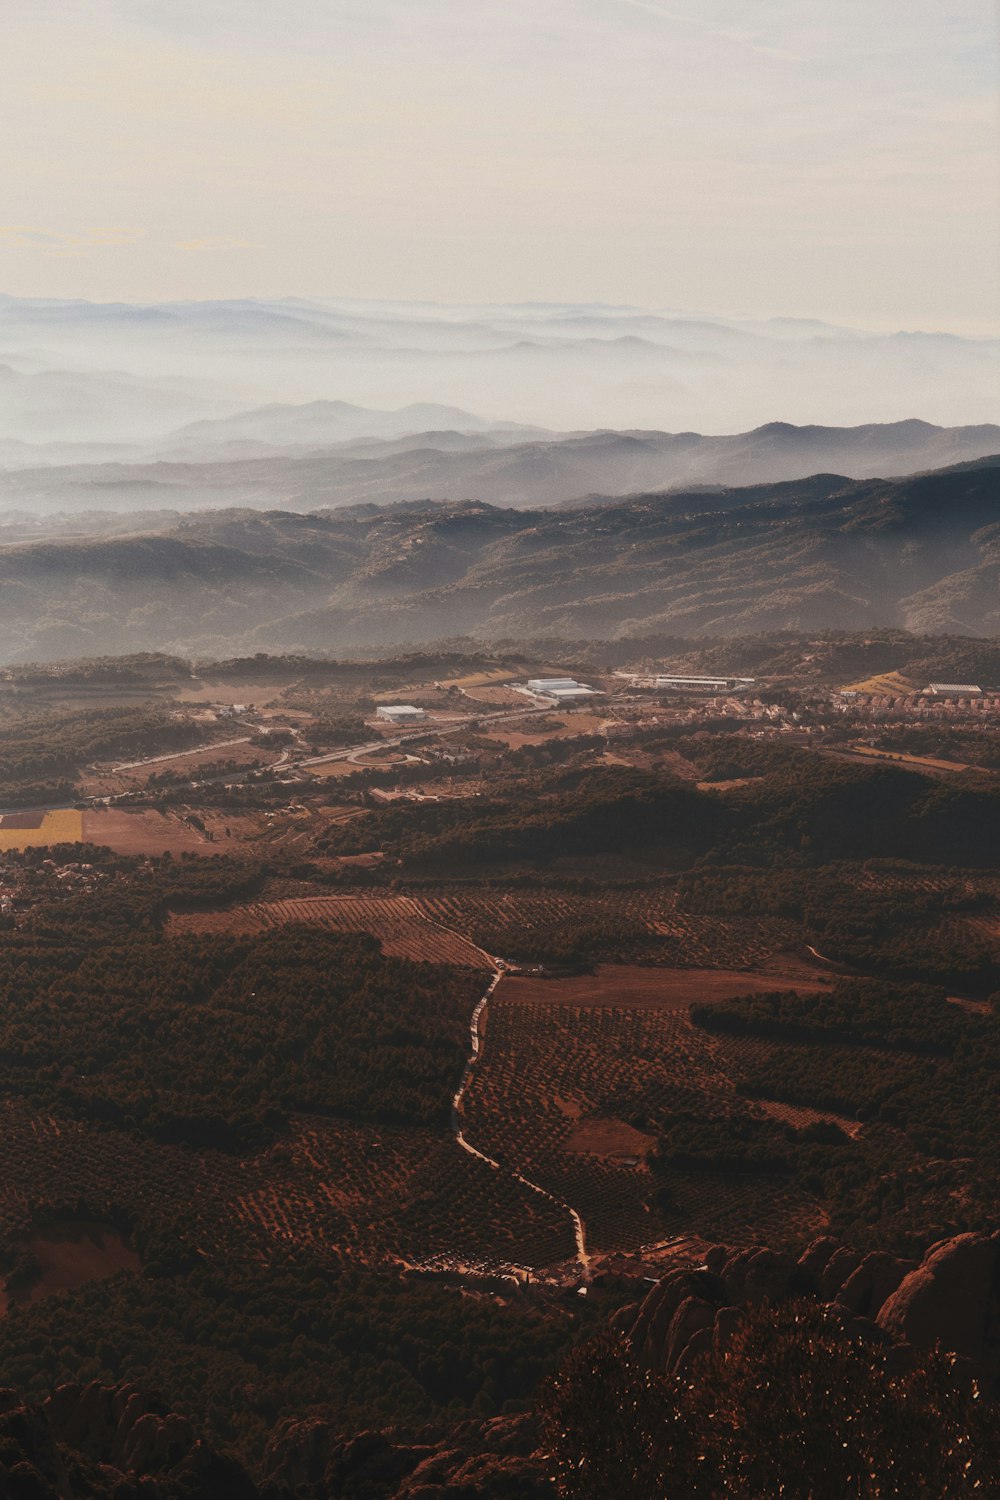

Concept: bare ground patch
[[82, 808, 221, 855], [566, 1118, 657, 1159], [498, 964, 831, 1010]]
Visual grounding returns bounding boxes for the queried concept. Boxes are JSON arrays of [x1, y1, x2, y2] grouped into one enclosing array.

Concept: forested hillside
[[0, 456, 997, 661]]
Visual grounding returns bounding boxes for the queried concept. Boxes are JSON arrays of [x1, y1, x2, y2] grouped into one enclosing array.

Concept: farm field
[[172, 888, 807, 971], [483, 711, 608, 747], [304, 758, 370, 777], [0, 809, 82, 850], [115, 738, 279, 776], [845, 743, 972, 774], [163, 677, 292, 706], [22, 1222, 141, 1306], [439, 669, 517, 689], [0, 1101, 574, 1288], [418, 891, 802, 969], [81, 807, 220, 854], [460, 991, 827, 1256], [496, 964, 831, 1010], [168, 893, 492, 968], [457, 684, 531, 706], [841, 670, 917, 695]]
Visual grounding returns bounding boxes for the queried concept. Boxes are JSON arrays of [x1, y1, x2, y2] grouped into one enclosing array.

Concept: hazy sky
[[2, 1, 997, 330]]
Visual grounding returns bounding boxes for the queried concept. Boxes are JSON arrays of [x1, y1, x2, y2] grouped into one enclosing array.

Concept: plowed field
[[82, 808, 219, 854], [497, 964, 830, 1009]]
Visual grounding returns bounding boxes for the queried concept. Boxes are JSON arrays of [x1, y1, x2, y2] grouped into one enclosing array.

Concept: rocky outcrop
[[0, 1382, 553, 1500], [876, 1232, 1000, 1378], [260, 1412, 553, 1499], [0, 1381, 259, 1498], [616, 1232, 1000, 1394]]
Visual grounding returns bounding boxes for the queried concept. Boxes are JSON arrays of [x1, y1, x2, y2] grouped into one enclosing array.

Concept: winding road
[[451, 962, 591, 1282]]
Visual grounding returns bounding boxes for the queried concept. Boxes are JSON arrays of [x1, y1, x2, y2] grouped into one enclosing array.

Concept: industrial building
[[525, 677, 599, 701], [924, 683, 983, 698], [655, 675, 756, 694], [375, 705, 429, 724]]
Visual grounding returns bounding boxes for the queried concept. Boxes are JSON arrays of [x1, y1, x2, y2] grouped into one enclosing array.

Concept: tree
[[540, 1301, 1000, 1498]]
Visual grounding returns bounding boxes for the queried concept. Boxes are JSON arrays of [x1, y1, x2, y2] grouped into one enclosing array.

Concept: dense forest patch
[[0, 928, 479, 1149]]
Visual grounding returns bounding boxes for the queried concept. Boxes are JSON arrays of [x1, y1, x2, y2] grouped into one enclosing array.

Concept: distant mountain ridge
[[157, 398, 548, 459], [1, 294, 997, 447], [0, 455, 997, 662], [1, 418, 998, 514]]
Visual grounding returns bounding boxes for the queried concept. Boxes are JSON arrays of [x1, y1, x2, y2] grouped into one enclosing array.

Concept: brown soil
[[484, 712, 607, 748], [82, 808, 222, 855], [1, 1220, 140, 1316], [0, 811, 46, 829], [305, 760, 366, 778], [566, 1118, 657, 1159], [165, 678, 292, 706], [26, 1224, 140, 1302], [459, 685, 526, 706], [498, 964, 830, 1010]]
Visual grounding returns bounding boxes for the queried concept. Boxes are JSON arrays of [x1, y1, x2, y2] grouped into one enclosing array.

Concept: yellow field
[[439, 668, 516, 689], [842, 671, 916, 696], [847, 744, 970, 774], [0, 809, 83, 850]]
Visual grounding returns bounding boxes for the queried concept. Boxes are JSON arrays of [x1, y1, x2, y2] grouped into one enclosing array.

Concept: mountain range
[[2, 417, 998, 516], [1, 295, 997, 450], [0, 455, 996, 663]]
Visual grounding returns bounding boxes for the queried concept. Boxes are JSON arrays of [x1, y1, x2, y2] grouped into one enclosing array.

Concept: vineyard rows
[[417, 892, 796, 969], [170, 886, 799, 971], [0, 1101, 573, 1277], [171, 895, 490, 969], [461, 1001, 733, 1254], [459, 999, 828, 1255], [838, 866, 1000, 899]]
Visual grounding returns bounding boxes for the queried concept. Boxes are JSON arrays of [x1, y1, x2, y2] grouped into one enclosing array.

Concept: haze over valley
[[3, 3, 1000, 1496], [0, 456, 994, 664], [1, 295, 998, 463]]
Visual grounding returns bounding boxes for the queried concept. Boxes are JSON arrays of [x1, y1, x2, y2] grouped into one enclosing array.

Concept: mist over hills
[[2, 295, 996, 660], [2, 418, 998, 517], [0, 455, 996, 663], [0, 296, 997, 459]]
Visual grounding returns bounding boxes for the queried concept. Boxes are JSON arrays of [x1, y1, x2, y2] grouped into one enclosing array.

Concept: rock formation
[[0, 1380, 258, 1498], [614, 1231, 1000, 1395]]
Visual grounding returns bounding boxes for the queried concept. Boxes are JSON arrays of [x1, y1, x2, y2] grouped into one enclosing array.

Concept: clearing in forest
[[81, 808, 220, 855], [498, 964, 830, 1010], [841, 670, 916, 695], [0, 809, 83, 850]]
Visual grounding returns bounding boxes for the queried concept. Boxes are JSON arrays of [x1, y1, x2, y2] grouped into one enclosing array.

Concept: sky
[[1, 0, 998, 331]]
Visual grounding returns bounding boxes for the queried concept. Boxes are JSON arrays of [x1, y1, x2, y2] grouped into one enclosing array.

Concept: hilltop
[[1, 416, 998, 512], [0, 455, 997, 662]]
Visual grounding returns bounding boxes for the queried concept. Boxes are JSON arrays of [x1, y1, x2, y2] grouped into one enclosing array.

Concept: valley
[[1, 632, 1000, 1479], [3, 0, 997, 1482]]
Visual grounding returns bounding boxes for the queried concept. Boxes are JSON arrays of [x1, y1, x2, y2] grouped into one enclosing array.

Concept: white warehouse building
[[526, 677, 599, 701], [375, 705, 429, 724], [655, 675, 756, 694]]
